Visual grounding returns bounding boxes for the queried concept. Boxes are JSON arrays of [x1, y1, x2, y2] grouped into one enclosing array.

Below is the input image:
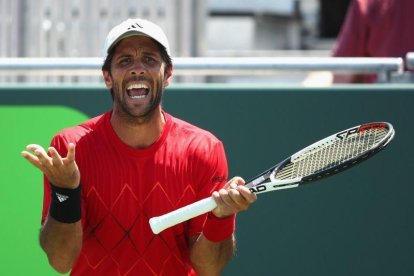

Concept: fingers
[[212, 176, 257, 217], [226, 176, 256, 204], [228, 176, 245, 186], [236, 185, 257, 203], [22, 144, 75, 166], [21, 144, 48, 169], [33, 145, 52, 167], [66, 143, 76, 163], [48, 147, 64, 167], [218, 184, 256, 209], [21, 143, 80, 188], [26, 143, 44, 152], [21, 150, 42, 169], [21, 143, 70, 169], [27, 144, 48, 161]]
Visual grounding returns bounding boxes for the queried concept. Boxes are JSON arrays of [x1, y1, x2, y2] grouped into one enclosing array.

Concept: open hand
[[21, 143, 80, 189]]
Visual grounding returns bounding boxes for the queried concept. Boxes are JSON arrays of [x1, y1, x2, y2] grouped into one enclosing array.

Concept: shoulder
[[165, 113, 226, 161], [52, 112, 108, 146], [168, 113, 222, 146]]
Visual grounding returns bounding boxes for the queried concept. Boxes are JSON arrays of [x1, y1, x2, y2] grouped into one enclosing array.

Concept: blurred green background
[[0, 106, 88, 275]]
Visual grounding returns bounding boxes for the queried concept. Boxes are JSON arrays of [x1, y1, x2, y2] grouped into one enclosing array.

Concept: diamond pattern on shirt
[[81, 181, 196, 275]]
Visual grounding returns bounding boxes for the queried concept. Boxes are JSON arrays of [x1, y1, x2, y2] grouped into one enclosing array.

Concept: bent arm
[[22, 142, 83, 273], [40, 217, 83, 273], [189, 233, 235, 276], [189, 177, 256, 275]]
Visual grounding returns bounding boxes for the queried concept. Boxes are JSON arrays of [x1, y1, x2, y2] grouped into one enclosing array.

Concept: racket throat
[[249, 178, 302, 194]]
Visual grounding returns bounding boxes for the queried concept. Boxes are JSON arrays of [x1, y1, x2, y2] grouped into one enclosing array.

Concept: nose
[[130, 60, 145, 75]]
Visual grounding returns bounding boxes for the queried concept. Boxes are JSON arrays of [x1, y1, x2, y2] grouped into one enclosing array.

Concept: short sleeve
[[187, 140, 229, 236]]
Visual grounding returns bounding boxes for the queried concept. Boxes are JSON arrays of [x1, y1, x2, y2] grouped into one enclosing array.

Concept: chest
[[77, 145, 198, 221]]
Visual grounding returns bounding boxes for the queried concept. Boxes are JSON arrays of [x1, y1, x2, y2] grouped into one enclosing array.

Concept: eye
[[118, 57, 132, 66], [143, 55, 157, 65]]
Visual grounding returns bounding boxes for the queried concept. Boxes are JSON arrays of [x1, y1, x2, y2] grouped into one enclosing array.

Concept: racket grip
[[149, 197, 217, 234]]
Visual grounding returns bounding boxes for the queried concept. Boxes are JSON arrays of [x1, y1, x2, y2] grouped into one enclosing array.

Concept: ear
[[162, 65, 174, 88], [102, 70, 113, 89]]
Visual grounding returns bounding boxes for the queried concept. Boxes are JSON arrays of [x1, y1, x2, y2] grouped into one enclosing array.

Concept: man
[[332, 0, 414, 83], [21, 18, 257, 275], [304, 0, 414, 85]]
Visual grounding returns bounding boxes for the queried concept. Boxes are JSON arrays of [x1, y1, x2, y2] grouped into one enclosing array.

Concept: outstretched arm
[[21, 143, 82, 273]]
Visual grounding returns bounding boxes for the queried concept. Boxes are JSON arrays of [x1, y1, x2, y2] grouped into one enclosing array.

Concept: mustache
[[125, 76, 150, 83]]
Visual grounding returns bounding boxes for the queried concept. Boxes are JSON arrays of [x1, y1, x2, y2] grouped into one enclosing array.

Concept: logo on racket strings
[[336, 127, 359, 139], [336, 123, 386, 139]]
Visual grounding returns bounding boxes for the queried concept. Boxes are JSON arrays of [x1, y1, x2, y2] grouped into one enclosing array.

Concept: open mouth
[[126, 83, 149, 99]]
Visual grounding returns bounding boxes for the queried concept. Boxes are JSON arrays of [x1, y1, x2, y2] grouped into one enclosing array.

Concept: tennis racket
[[149, 122, 395, 234]]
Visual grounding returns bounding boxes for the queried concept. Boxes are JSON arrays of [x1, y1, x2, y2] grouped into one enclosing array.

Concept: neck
[[110, 107, 165, 149]]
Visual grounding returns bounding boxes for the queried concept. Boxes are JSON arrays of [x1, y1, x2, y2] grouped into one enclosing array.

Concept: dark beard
[[113, 78, 164, 125]]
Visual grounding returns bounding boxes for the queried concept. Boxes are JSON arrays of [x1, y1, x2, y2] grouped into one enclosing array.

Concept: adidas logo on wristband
[[55, 192, 69, 202], [50, 184, 81, 223]]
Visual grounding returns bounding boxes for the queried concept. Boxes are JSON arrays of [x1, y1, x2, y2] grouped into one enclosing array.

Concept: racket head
[[271, 122, 394, 184]]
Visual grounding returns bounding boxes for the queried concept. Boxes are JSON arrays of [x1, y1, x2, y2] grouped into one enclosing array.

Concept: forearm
[[190, 212, 236, 275], [190, 234, 235, 276], [40, 216, 83, 274]]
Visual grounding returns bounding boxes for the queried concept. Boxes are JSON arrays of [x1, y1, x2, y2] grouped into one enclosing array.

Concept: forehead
[[114, 35, 161, 55]]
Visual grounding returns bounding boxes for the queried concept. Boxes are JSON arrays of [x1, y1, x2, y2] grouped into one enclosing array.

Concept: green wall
[[0, 106, 88, 275], [1, 84, 412, 275]]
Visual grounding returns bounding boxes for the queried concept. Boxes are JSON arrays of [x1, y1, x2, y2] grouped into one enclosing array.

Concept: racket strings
[[274, 127, 389, 180]]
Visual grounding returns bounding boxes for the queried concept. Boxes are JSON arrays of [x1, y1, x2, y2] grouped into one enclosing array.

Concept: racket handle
[[149, 197, 217, 234]]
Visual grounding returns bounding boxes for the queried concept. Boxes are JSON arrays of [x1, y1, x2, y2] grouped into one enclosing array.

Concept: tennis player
[[21, 18, 257, 275]]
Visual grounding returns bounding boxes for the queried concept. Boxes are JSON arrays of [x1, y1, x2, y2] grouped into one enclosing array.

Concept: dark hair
[[101, 38, 172, 74]]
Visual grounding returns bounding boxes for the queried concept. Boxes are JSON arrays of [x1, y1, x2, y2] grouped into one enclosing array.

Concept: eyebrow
[[115, 48, 160, 58], [113, 53, 133, 60]]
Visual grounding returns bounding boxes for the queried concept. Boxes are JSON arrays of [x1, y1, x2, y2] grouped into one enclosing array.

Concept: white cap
[[103, 18, 171, 58]]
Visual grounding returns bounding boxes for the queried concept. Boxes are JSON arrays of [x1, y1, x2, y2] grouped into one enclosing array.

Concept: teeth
[[130, 95, 146, 99], [127, 83, 149, 90]]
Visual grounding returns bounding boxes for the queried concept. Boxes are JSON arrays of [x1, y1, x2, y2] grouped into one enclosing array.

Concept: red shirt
[[333, 0, 414, 82], [42, 111, 229, 275]]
